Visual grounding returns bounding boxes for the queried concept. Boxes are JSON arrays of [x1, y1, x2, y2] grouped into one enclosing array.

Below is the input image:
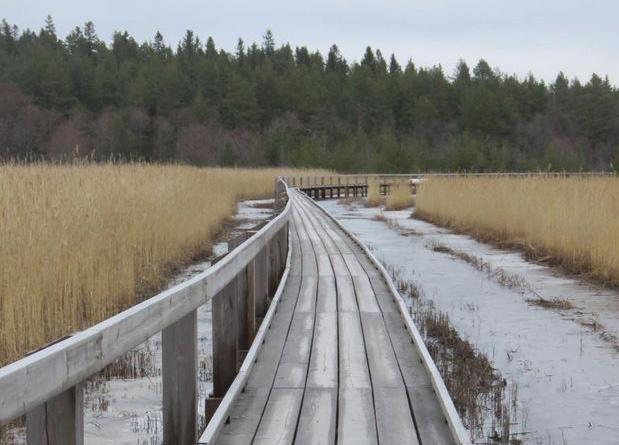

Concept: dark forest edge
[[1, 16, 618, 172]]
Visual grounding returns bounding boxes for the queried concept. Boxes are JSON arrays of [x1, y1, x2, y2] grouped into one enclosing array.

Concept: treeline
[[1, 17, 618, 171]]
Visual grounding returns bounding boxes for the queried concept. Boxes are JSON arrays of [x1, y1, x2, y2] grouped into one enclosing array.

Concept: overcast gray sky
[[3, 0, 618, 84]]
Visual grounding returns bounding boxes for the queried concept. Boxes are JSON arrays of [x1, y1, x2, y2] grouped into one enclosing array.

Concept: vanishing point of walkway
[[209, 190, 456, 445]]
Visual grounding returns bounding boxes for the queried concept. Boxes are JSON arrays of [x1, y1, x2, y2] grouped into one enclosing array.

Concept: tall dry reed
[[366, 178, 382, 207], [385, 181, 415, 210], [0, 163, 326, 365], [416, 175, 619, 285]]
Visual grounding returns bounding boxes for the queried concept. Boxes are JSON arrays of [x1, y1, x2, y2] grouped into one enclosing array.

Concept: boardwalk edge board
[[0, 179, 291, 430], [198, 232, 293, 444], [304, 194, 471, 445]]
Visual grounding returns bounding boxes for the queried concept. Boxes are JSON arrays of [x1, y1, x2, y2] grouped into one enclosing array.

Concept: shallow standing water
[[319, 199, 619, 445], [1, 199, 273, 445]]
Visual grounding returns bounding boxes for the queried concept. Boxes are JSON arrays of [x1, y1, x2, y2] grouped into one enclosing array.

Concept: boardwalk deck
[[202, 190, 459, 445]]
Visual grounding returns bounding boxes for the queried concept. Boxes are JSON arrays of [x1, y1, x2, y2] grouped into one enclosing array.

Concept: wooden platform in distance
[[204, 190, 456, 445]]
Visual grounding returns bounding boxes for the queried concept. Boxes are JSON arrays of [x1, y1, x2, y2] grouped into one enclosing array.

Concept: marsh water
[[319, 199, 619, 445]]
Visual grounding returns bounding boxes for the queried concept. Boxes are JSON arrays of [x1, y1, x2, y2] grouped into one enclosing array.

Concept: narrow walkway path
[[211, 190, 455, 445]]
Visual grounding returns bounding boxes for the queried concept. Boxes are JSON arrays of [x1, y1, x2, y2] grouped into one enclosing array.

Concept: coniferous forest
[[1, 17, 618, 171]]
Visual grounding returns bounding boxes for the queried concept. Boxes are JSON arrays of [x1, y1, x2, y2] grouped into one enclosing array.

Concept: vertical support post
[[27, 385, 84, 445], [162, 310, 197, 445], [211, 283, 237, 396], [229, 234, 249, 355], [247, 258, 256, 344], [255, 245, 269, 318]]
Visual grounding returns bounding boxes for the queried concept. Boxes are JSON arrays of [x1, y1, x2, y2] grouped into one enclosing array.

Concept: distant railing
[[0, 179, 291, 445], [284, 171, 616, 187]]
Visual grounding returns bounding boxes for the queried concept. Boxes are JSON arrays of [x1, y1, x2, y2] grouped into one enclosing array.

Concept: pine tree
[[262, 29, 275, 55], [389, 54, 401, 75], [44, 15, 56, 37], [153, 31, 165, 54]]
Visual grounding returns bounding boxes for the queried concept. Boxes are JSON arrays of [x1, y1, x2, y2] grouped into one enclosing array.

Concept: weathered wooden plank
[[338, 312, 370, 390], [295, 388, 337, 445], [295, 275, 318, 313], [353, 275, 381, 314], [342, 253, 367, 277], [336, 275, 358, 314], [26, 384, 84, 445], [215, 389, 271, 445], [252, 388, 304, 445], [162, 309, 197, 445], [381, 312, 454, 444], [373, 386, 420, 445], [338, 388, 378, 445], [306, 312, 338, 388], [316, 276, 337, 313]]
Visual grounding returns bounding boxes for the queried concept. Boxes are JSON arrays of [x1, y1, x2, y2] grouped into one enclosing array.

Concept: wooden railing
[[284, 171, 616, 188], [0, 179, 291, 445]]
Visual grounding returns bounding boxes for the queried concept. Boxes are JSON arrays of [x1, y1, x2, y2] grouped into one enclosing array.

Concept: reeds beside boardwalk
[[0, 163, 325, 366], [366, 178, 382, 207], [416, 175, 619, 286], [385, 180, 415, 210]]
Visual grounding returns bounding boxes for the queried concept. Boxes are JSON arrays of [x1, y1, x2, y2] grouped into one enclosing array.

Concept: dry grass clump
[[366, 178, 382, 207], [526, 297, 574, 310], [416, 176, 619, 286], [0, 163, 325, 366], [385, 181, 415, 210]]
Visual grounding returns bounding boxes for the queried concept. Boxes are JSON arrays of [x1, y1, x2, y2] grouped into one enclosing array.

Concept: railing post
[[26, 384, 84, 445], [247, 257, 257, 344], [229, 234, 250, 355], [209, 281, 238, 410], [162, 309, 197, 445], [256, 244, 269, 318]]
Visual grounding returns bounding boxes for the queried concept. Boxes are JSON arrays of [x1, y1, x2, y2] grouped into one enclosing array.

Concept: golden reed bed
[[416, 175, 619, 286], [0, 164, 326, 366]]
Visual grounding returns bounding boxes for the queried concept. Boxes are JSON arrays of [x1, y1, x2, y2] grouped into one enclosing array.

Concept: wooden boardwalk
[[203, 190, 459, 445]]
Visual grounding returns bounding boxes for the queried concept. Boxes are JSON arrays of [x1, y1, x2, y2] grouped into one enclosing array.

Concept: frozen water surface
[[319, 199, 619, 445]]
